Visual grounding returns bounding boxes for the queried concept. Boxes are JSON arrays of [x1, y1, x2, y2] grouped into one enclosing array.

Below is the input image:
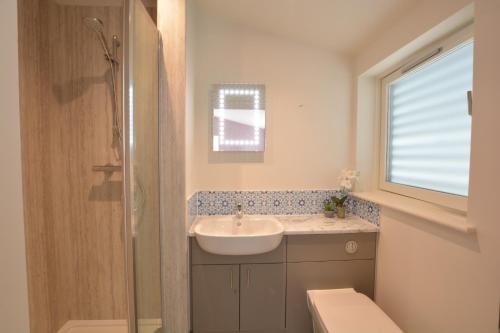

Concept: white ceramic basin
[[194, 215, 284, 255]]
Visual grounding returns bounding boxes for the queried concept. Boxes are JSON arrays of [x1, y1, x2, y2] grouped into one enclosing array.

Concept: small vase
[[324, 211, 335, 218], [337, 206, 346, 219]]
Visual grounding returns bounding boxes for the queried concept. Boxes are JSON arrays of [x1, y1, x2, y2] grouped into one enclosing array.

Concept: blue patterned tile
[[189, 190, 379, 225], [347, 196, 379, 225]]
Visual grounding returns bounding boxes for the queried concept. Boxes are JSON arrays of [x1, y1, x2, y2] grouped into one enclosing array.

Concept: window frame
[[378, 24, 474, 212]]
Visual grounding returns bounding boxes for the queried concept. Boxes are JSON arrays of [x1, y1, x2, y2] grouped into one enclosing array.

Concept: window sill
[[352, 191, 476, 234]]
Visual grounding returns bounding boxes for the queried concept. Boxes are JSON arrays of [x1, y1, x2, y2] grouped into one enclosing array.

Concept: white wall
[[353, 0, 500, 332], [189, 7, 352, 192], [0, 0, 30, 332]]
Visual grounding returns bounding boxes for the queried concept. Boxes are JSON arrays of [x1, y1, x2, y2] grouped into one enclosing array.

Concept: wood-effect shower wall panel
[[18, 1, 127, 332], [157, 0, 189, 331], [18, 0, 54, 332]]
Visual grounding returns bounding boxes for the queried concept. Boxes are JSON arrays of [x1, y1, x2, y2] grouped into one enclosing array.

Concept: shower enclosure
[[124, 1, 162, 332], [17, 0, 162, 332]]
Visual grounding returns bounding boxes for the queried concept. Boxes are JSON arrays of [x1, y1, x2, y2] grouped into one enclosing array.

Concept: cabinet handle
[[230, 269, 233, 289], [247, 268, 251, 288]]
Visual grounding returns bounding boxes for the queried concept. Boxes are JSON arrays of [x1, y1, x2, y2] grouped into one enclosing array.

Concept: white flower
[[340, 179, 352, 190], [338, 169, 359, 192]]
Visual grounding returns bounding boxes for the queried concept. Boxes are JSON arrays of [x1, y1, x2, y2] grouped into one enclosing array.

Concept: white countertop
[[188, 214, 379, 236]]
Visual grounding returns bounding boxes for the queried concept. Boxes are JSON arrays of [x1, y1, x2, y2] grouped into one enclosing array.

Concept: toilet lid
[[307, 289, 403, 333]]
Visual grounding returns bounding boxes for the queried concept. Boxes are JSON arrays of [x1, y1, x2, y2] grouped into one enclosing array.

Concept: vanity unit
[[189, 216, 378, 333]]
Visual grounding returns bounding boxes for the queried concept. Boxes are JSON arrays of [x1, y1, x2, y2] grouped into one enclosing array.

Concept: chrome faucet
[[236, 203, 244, 219]]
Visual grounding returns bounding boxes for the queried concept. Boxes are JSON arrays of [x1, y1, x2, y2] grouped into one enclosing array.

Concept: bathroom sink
[[194, 215, 284, 255]]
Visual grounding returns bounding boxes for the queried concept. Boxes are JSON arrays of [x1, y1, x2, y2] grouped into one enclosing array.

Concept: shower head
[[84, 17, 105, 34], [82, 17, 122, 148], [83, 17, 114, 61]]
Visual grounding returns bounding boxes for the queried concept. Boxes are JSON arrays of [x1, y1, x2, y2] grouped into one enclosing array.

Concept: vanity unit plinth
[[190, 231, 377, 333]]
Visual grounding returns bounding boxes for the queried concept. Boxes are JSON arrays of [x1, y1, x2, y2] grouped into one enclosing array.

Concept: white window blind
[[386, 41, 473, 197]]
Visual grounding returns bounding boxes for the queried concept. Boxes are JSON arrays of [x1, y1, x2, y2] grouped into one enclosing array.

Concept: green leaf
[[331, 195, 348, 207]]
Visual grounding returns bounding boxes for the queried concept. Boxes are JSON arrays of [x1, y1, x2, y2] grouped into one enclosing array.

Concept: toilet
[[307, 288, 403, 333]]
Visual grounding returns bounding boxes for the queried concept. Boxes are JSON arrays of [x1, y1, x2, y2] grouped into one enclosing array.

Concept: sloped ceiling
[[195, 0, 418, 54]]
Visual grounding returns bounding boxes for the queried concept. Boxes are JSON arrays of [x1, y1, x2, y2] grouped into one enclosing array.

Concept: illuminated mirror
[[212, 84, 265, 152]]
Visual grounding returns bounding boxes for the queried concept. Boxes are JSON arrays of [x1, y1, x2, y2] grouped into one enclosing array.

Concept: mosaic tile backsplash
[[187, 190, 379, 225]]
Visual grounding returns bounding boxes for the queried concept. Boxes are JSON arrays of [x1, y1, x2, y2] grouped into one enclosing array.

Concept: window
[[380, 26, 473, 211]]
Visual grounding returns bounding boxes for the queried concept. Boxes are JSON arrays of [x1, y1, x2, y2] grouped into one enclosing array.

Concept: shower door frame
[[123, 0, 163, 332]]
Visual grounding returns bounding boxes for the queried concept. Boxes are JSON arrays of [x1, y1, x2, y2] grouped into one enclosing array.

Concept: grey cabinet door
[[240, 263, 286, 331], [286, 260, 375, 333], [192, 265, 240, 333]]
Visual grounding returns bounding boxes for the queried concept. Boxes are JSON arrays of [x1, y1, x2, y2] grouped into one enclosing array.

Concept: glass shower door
[[124, 0, 161, 332]]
